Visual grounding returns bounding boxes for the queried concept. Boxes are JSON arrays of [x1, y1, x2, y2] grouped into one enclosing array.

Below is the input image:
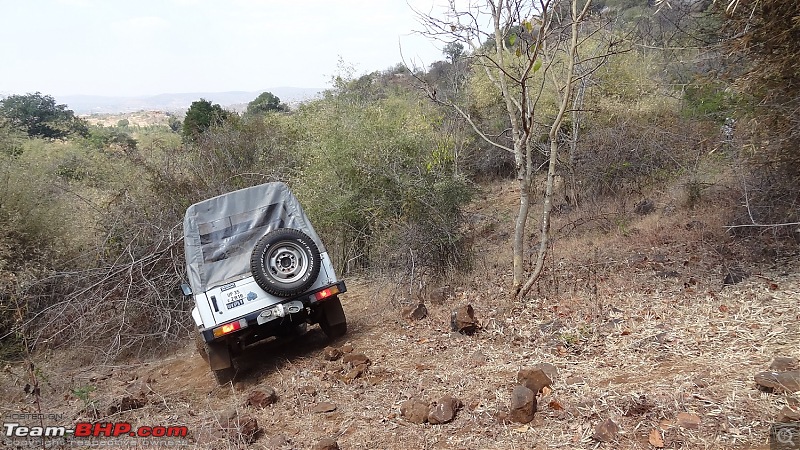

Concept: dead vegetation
[[1, 178, 797, 450]]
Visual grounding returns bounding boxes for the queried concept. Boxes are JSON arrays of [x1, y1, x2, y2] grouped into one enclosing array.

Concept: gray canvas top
[[183, 182, 325, 292]]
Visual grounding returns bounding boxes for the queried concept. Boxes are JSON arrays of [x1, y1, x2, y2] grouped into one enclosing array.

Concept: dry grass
[[1, 180, 798, 450]]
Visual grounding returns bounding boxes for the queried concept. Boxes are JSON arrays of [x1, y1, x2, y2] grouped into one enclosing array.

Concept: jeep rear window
[[198, 203, 287, 263]]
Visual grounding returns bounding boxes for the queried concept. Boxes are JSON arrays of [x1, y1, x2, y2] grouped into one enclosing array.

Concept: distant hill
[[53, 87, 325, 115]]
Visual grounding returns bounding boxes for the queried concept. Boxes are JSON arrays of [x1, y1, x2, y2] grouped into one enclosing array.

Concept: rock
[[778, 405, 800, 423], [533, 363, 558, 382], [112, 380, 151, 413], [323, 346, 343, 361], [220, 413, 259, 445], [312, 402, 337, 413], [723, 267, 748, 285], [634, 199, 655, 215], [428, 394, 462, 425], [770, 357, 799, 372], [509, 385, 537, 424], [342, 366, 364, 382], [238, 416, 259, 444], [402, 303, 428, 321], [340, 343, 354, 353], [118, 394, 147, 412], [400, 398, 429, 424], [676, 412, 701, 429], [342, 353, 371, 366], [312, 438, 340, 450], [517, 368, 552, 394], [451, 304, 478, 335], [592, 418, 619, 442], [755, 371, 800, 393], [246, 388, 277, 408]]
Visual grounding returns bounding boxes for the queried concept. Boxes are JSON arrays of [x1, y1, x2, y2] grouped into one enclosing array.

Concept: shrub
[[294, 90, 473, 276], [576, 109, 714, 200]]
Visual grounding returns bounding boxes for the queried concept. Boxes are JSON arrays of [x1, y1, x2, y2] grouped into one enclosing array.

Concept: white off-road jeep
[[182, 182, 347, 384]]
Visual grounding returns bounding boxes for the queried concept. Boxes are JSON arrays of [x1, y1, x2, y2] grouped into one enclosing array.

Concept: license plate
[[226, 299, 244, 309]]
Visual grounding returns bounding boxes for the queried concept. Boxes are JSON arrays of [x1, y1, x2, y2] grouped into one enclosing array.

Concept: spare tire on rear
[[250, 228, 321, 297]]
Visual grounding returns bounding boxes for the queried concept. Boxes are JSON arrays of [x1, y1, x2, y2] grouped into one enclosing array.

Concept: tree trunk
[[518, 0, 589, 300], [567, 79, 587, 207], [512, 173, 531, 295]]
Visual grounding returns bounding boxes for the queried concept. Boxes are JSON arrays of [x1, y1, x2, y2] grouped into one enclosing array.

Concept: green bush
[[683, 80, 741, 123], [294, 89, 472, 275]]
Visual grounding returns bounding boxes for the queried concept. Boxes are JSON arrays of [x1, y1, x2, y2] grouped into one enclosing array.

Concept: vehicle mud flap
[[319, 296, 347, 339], [207, 340, 232, 370], [322, 297, 346, 326]]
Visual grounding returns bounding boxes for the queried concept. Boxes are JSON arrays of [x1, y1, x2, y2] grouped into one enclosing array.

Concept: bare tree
[[413, 0, 612, 299]]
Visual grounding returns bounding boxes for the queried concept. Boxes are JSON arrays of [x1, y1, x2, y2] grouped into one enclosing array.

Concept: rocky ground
[[1, 180, 798, 450]]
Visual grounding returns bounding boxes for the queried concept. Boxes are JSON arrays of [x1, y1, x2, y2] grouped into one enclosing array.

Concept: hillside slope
[[1, 180, 798, 450]]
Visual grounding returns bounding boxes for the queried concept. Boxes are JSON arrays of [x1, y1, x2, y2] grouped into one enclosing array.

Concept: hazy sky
[[0, 0, 447, 97]]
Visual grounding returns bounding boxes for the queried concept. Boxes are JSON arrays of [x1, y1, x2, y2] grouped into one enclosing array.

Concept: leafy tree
[[443, 42, 465, 63], [85, 126, 137, 152], [246, 91, 287, 116], [182, 99, 228, 139], [167, 114, 181, 133], [0, 92, 88, 139], [294, 85, 471, 276]]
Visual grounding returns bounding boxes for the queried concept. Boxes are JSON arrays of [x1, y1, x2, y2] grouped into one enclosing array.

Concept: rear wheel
[[194, 333, 209, 363]]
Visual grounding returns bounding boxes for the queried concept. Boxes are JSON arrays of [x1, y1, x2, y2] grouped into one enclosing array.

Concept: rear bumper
[[199, 280, 347, 343]]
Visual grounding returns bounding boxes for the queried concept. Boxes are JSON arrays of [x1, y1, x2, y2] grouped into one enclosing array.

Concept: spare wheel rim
[[267, 242, 309, 283]]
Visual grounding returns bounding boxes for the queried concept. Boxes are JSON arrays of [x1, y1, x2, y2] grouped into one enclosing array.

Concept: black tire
[[194, 333, 209, 363], [319, 297, 347, 339], [250, 228, 321, 297]]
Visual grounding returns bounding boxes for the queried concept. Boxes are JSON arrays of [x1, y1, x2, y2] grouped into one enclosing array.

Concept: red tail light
[[212, 318, 247, 338], [314, 286, 340, 301]]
